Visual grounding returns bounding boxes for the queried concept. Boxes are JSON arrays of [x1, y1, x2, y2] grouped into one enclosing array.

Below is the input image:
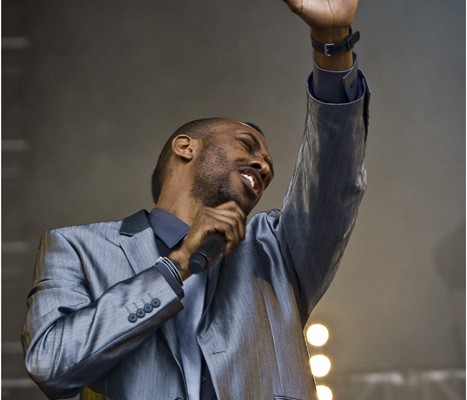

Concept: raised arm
[[277, 0, 369, 318]]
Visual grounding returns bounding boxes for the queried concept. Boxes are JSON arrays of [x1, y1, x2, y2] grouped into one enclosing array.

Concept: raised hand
[[283, 0, 359, 30], [282, 0, 360, 70]]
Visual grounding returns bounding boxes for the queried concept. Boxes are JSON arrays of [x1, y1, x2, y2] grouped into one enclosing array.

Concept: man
[[22, 0, 369, 399]]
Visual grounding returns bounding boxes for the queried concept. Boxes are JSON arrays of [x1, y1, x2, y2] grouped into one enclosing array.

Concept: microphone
[[188, 232, 225, 274]]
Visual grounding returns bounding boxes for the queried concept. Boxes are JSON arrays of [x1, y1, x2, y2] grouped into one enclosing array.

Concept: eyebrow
[[239, 131, 274, 176]]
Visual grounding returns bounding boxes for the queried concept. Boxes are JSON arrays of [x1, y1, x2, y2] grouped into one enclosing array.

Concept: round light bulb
[[316, 385, 333, 400], [306, 323, 329, 346], [309, 354, 331, 377]]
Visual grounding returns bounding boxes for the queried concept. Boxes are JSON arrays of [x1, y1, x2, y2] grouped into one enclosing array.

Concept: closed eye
[[238, 137, 254, 152]]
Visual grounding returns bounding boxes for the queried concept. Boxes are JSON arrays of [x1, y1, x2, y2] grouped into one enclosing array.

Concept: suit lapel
[[205, 258, 222, 312], [118, 210, 159, 275], [161, 319, 183, 373], [197, 257, 222, 339]]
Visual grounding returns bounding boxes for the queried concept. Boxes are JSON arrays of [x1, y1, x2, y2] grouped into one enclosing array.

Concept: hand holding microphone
[[188, 232, 226, 273], [169, 201, 246, 279]]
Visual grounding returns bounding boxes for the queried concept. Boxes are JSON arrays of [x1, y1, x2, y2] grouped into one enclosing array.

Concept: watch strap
[[311, 27, 360, 56]]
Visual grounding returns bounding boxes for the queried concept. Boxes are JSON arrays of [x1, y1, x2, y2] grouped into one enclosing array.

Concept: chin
[[238, 198, 258, 216], [239, 192, 262, 215], [200, 186, 258, 215]]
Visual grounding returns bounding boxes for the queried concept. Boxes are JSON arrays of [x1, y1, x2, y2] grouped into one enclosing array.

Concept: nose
[[250, 159, 272, 185]]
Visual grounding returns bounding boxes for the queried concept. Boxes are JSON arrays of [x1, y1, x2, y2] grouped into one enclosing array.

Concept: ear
[[171, 135, 196, 161]]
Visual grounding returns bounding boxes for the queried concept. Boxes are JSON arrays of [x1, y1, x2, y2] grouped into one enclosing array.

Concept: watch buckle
[[324, 43, 335, 57]]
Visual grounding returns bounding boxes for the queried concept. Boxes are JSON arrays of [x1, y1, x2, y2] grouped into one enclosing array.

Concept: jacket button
[[136, 308, 145, 318], [151, 298, 161, 308], [128, 313, 138, 323], [144, 303, 153, 313]]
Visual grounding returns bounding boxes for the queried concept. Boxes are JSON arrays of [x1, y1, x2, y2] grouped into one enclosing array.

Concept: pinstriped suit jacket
[[22, 81, 369, 400]]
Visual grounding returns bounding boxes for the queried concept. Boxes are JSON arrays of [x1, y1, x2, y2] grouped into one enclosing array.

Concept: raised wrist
[[311, 26, 356, 71], [311, 27, 359, 55], [310, 27, 350, 44]]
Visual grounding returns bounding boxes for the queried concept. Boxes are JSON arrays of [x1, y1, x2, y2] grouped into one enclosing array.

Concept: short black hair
[[150, 118, 263, 203], [242, 121, 263, 135]]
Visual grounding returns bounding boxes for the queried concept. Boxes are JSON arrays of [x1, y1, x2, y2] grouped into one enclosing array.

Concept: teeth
[[241, 173, 255, 188]]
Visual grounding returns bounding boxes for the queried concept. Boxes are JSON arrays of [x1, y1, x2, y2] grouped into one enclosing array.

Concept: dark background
[[2, 1, 465, 399]]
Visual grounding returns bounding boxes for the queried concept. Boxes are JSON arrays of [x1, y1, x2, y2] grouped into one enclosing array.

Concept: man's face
[[191, 120, 274, 215]]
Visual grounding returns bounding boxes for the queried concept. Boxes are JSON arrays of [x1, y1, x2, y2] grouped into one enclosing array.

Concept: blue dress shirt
[[149, 208, 210, 400]]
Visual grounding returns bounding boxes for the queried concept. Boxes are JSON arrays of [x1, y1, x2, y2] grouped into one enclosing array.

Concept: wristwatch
[[311, 27, 360, 57]]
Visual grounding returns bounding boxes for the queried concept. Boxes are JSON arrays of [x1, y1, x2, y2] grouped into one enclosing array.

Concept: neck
[[155, 193, 202, 226]]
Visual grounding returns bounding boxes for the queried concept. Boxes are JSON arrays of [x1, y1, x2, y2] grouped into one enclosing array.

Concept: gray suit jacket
[[22, 83, 369, 400]]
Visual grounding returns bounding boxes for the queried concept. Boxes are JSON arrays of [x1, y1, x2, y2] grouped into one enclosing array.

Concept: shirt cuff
[[154, 263, 184, 299], [308, 53, 362, 103]]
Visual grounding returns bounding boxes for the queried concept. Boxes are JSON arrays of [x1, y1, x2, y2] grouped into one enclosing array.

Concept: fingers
[[204, 202, 246, 254], [281, 0, 302, 15], [280, 0, 359, 31], [180, 201, 247, 264]]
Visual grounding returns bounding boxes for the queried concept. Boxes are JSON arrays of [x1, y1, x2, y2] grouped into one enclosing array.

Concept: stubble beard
[[191, 143, 248, 212]]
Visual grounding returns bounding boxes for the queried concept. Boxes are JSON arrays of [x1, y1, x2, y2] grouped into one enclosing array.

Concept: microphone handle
[[188, 232, 225, 274]]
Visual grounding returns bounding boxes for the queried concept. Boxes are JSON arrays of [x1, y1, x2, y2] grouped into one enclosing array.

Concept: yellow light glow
[[316, 385, 333, 400], [309, 354, 331, 377], [306, 323, 329, 346]]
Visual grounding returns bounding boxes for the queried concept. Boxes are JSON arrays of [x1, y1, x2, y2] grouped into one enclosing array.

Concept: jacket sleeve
[[277, 72, 370, 319], [21, 229, 183, 399]]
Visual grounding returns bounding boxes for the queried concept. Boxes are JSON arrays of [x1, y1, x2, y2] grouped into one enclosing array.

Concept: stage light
[[316, 384, 333, 400], [306, 323, 329, 346], [309, 354, 331, 377]]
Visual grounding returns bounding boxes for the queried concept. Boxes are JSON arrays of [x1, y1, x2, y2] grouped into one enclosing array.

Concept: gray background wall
[[2, 1, 465, 399]]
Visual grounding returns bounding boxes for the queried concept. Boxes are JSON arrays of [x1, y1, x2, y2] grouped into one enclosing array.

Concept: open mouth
[[239, 167, 263, 197]]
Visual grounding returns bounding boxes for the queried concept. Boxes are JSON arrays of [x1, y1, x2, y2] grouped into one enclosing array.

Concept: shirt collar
[[149, 207, 189, 249]]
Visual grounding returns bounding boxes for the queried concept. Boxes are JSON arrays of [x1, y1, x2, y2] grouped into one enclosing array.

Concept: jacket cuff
[[154, 264, 184, 299], [309, 53, 362, 103]]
